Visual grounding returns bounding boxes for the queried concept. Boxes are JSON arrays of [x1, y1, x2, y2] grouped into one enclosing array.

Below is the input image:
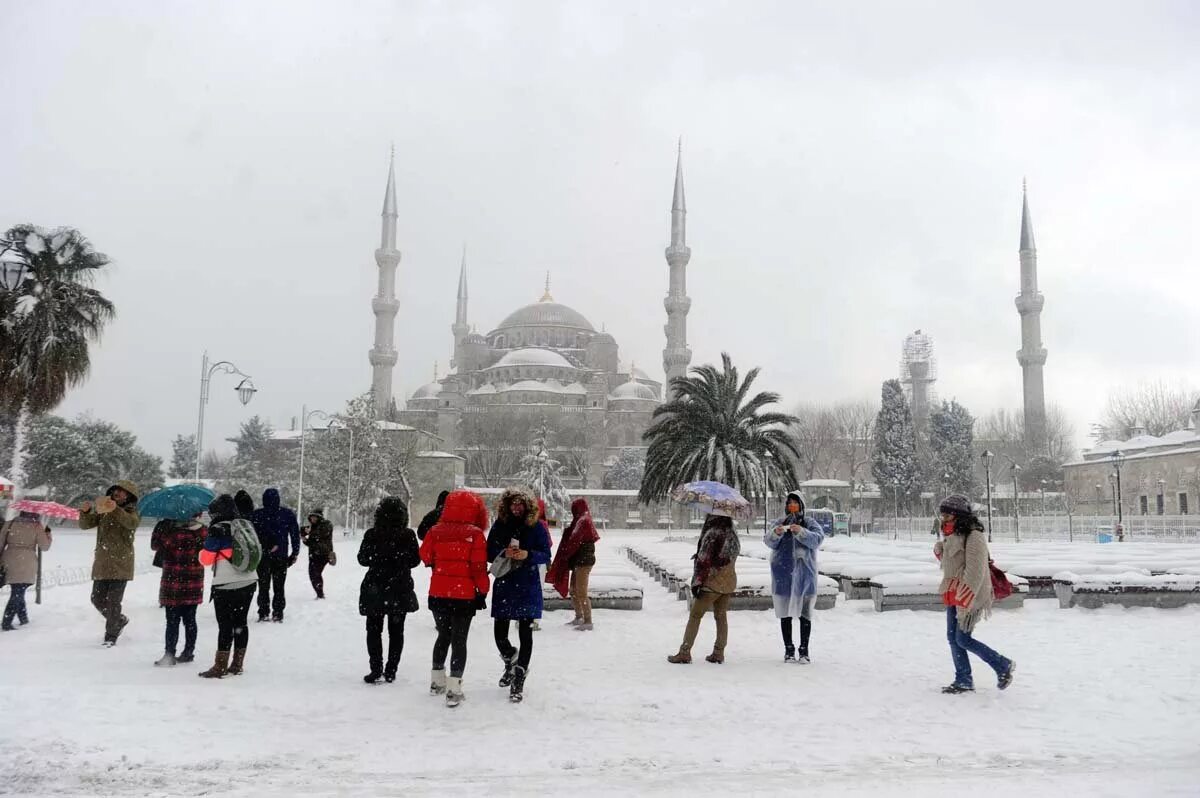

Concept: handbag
[[489, 555, 516, 579], [989, 559, 1013, 601]]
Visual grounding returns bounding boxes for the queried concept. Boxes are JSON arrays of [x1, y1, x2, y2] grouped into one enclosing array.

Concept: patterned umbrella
[[671, 480, 753, 520], [9, 500, 80, 520], [138, 484, 216, 521]]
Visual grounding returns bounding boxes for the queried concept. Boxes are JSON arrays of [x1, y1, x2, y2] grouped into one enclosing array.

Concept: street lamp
[[326, 419, 354, 531], [194, 351, 257, 481], [0, 251, 29, 291], [761, 452, 774, 536], [1009, 461, 1022, 543], [1157, 478, 1166, 516], [1094, 483, 1103, 516], [1109, 449, 1125, 538], [297, 406, 332, 516], [981, 450, 995, 542]]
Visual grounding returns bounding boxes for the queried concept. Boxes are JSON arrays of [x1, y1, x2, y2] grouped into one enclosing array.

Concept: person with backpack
[[250, 488, 300, 622], [765, 492, 826, 663], [934, 494, 1016, 694], [419, 490, 491, 708], [0, 511, 52, 631], [417, 490, 450, 541], [547, 498, 600, 631], [301, 508, 335, 599], [198, 494, 260, 679], [486, 488, 551, 703], [668, 513, 741, 665], [79, 480, 141, 647], [149, 515, 206, 666], [357, 497, 420, 684]]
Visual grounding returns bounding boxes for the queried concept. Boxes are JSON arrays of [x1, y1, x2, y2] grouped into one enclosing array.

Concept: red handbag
[[989, 559, 1013, 601]]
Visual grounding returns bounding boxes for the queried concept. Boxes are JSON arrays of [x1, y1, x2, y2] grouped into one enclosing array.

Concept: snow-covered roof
[[500, 379, 582, 394], [799, 479, 852, 488], [412, 381, 442, 399], [491, 348, 575, 369], [467, 383, 497, 396], [610, 381, 657, 401], [416, 451, 464, 460]]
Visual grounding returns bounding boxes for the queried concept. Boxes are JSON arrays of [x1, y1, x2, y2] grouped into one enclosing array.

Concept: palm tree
[[0, 225, 115, 485], [639, 352, 801, 504]]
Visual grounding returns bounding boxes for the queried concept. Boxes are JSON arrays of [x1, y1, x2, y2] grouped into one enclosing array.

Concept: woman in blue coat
[[765, 492, 826, 663], [486, 487, 551, 703]]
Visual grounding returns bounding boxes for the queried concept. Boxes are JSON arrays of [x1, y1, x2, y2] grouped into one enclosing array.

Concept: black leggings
[[432, 612, 473, 678], [494, 618, 534, 669], [366, 612, 407, 671], [213, 584, 256, 651], [780, 617, 812, 651]]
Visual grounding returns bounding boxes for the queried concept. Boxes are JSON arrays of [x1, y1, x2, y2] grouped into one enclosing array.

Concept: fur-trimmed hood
[[496, 487, 539, 527]]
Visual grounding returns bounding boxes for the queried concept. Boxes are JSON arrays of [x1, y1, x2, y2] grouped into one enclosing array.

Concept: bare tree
[[459, 411, 539, 487], [976, 404, 1077, 490], [790, 403, 840, 479], [832, 401, 877, 485], [1102, 380, 1197, 438], [555, 412, 606, 488]]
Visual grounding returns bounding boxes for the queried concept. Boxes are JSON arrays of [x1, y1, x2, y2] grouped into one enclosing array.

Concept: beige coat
[[0, 518, 52, 585], [80, 503, 141, 581], [935, 530, 994, 632]]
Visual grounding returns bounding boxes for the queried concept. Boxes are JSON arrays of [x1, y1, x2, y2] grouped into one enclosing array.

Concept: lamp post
[[1009, 462, 1022, 543], [1109, 449, 1125, 539], [981, 450, 995, 542], [0, 238, 29, 292], [194, 352, 256, 481], [297, 406, 332, 516], [1094, 483, 1103, 518], [1158, 478, 1167, 537], [761, 452, 773, 536]]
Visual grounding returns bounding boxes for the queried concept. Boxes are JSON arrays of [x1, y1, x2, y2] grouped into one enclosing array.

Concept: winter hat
[[308, 508, 325, 519], [374, 497, 408, 530], [938, 494, 973, 517], [233, 490, 255, 518], [208, 494, 240, 524]]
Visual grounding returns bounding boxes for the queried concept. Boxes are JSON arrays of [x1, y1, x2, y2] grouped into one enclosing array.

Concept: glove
[[474, 591, 487, 611], [288, 554, 298, 567]]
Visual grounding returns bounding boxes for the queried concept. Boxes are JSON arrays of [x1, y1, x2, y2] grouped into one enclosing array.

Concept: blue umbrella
[[138, 484, 216, 521], [671, 480, 753, 520]]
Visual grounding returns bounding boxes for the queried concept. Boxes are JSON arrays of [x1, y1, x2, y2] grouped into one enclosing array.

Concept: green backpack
[[228, 518, 262, 572]]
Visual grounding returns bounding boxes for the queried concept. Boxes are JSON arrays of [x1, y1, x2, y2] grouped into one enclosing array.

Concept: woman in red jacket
[[419, 490, 491, 708]]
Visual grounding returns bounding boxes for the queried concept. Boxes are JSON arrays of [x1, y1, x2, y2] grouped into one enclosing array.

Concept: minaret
[[662, 139, 692, 398], [369, 149, 401, 411], [1015, 180, 1048, 450], [451, 245, 469, 372]]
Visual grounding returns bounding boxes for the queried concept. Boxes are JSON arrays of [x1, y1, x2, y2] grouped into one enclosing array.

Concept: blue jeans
[[946, 606, 1010, 687], [164, 605, 198, 656], [3, 584, 29, 627]]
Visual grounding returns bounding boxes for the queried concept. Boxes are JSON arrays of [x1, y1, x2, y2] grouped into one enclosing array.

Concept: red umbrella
[[9, 500, 80, 520]]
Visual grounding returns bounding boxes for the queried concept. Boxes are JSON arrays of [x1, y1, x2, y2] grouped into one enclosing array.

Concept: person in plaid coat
[[150, 516, 207, 667]]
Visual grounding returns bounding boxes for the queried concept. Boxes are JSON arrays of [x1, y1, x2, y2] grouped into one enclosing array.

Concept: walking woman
[[487, 488, 551, 702], [150, 515, 206, 666], [0, 511, 52, 630], [668, 513, 740, 664], [934, 495, 1016, 694], [766, 492, 825, 663], [301, 509, 335, 599], [357, 497, 421, 684], [198, 495, 258, 679], [547, 498, 600, 631], [419, 490, 491, 708]]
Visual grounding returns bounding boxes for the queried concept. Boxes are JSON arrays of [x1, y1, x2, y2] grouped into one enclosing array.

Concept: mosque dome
[[492, 348, 575, 369], [495, 301, 595, 332], [611, 380, 657, 401], [412, 381, 442, 399]]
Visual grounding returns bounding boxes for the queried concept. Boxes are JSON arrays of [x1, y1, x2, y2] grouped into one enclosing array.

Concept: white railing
[[865, 515, 1200, 543]]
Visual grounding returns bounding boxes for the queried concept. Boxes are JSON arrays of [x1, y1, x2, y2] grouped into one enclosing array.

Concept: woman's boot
[[666, 647, 692, 664], [445, 676, 464, 708], [228, 649, 247, 676], [430, 668, 447, 696], [509, 666, 528, 703], [198, 651, 230, 679]]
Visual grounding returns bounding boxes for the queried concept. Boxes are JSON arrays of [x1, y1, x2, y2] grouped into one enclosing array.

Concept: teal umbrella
[[138, 484, 216, 521]]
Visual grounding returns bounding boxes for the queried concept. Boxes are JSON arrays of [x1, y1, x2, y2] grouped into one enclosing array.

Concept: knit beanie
[[938, 494, 973, 517], [208, 494, 240, 524]]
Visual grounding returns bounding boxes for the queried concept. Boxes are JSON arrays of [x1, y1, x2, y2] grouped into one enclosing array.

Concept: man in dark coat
[[301, 508, 335, 599], [417, 490, 450, 541], [249, 488, 300, 622]]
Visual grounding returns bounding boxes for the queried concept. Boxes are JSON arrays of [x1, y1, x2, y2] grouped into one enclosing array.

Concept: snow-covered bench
[[1052, 572, 1200, 609], [1006, 563, 1150, 599], [868, 572, 1028, 613], [541, 567, 644, 611]]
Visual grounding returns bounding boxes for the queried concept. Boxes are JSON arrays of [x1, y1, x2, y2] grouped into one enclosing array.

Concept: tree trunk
[[8, 401, 26, 496]]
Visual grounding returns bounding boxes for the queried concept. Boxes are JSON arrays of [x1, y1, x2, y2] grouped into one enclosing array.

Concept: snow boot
[[1, 621, 14, 632], [228, 649, 247, 676], [445, 676, 464, 708], [565, 617, 583, 627], [430, 668, 447, 696], [998, 660, 1016, 691], [177, 649, 195, 664], [509, 666, 528, 703], [531, 621, 540, 632], [271, 613, 284, 623], [102, 636, 117, 648], [364, 670, 382, 684], [154, 652, 178, 668], [667, 648, 692, 664], [796, 652, 811, 664], [941, 682, 974, 694], [575, 622, 594, 631], [199, 650, 230, 679], [498, 653, 517, 687], [705, 648, 724, 664], [784, 645, 796, 663]]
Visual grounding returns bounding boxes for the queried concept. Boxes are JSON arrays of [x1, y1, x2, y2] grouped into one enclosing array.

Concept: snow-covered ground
[[2, 531, 1199, 796]]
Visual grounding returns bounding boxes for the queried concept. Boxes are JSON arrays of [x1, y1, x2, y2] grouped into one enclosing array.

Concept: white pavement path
[[0, 532, 1198, 796]]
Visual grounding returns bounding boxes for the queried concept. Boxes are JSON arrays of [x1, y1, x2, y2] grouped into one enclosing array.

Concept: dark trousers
[[780, 617, 812, 653], [366, 611, 407, 674], [3, 583, 29, 627], [308, 556, 328, 598], [164, 605, 199, 656], [214, 584, 256, 651], [494, 618, 534, 669], [432, 611, 473, 678], [91, 579, 128, 641], [256, 558, 288, 618]]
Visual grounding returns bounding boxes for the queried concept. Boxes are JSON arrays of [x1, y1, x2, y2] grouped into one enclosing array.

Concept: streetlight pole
[[981, 450, 995, 543], [1110, 450, 1125, 540], [194, 351, 257, 482], [1010, 462, 1022, 543], [297, 406, 332, 517], [1158, 478, 1166, 537]]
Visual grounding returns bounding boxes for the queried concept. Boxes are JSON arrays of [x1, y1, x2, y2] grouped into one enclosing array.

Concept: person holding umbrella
[[149, 514, 206, 666], [766, 492, 825, 663], [79, 480, 141, 647], [668, 512, 742, 664], [0, 511, 53, 631]]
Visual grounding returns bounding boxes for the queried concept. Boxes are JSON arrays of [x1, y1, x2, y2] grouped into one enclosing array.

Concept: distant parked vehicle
[[833, 512, 850, 536], [808, 508, 836, 536]]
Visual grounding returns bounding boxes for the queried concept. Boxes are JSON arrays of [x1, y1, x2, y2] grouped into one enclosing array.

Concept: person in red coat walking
[[547, 498, 600, 630], [419, 490, 491, 708], [150, 515, 207, 667]]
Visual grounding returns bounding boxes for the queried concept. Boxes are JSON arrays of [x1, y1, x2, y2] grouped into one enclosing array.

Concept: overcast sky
[[2, 0, 1198, 463]]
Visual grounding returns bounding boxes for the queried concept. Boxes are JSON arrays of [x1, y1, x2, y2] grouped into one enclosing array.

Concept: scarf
[[937, 530, 994, 633]]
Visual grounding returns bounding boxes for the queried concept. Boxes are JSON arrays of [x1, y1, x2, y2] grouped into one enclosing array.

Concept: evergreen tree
[[23, 413, 163, 502], [515, 421, 571, 521], [223, 415, 295, 502], [169, 434, 197, 479], [603, 447, 646, 490], [871, 379, 920, 513], [927, 400, 977, 497]]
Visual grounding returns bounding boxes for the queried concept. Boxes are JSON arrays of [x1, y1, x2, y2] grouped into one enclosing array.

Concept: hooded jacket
[[546, 498, 600, 598], [303, 509, 335, 560], [765, 491, 826, 617], [79, 480, 141, 581], [487, 488, 552, 620], [419, 491, 491, 602], [0, 515, 52, 586], [249, 488, 300, 560], [357, 497, 421, 616]]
